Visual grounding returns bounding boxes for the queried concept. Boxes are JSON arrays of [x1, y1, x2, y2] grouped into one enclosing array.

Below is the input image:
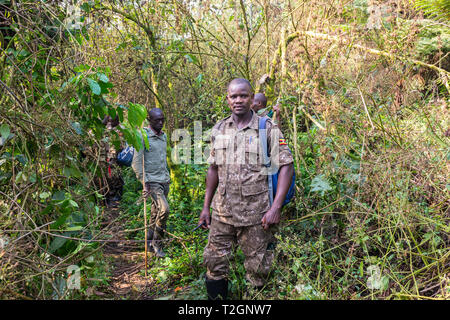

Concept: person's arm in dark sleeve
[[199, 127, 220, 229], [261, 163, 294, 230], [198, 164, 219, 229]]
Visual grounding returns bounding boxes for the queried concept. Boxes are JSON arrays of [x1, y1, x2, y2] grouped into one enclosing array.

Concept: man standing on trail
[[132, 108, 170, 258], [198, 78, 294, 299]]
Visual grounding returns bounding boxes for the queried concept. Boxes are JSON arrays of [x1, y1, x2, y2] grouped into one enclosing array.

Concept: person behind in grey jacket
[[132, 108, 170, 258]]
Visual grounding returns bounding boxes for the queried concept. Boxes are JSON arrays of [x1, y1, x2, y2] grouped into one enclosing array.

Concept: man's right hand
[[198, 208, 211, 229]]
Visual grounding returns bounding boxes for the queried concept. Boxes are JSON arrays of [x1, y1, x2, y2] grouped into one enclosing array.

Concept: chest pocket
[[245, 135, 262, 170], [213, 135, 231, 165]]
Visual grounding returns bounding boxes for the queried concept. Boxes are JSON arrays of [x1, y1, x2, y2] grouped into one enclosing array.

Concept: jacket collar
[[224, 110, 259, 130]]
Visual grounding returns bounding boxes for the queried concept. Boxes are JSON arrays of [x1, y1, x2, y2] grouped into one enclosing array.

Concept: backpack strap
[[259, 117, 274, 206]]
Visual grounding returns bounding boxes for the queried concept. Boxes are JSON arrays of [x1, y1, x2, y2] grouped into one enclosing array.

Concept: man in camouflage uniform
[[198, 79, 294, 299], [132, 108, 170, 258]]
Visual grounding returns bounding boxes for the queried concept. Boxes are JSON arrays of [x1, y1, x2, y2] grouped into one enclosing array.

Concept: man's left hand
[[261, 207, 281, 230]]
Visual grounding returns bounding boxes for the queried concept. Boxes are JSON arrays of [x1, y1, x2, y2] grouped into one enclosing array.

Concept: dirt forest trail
[[99, 202, 158, 300]]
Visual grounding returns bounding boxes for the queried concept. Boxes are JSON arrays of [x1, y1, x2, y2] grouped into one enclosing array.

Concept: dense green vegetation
[[0, 0, 448, 300]]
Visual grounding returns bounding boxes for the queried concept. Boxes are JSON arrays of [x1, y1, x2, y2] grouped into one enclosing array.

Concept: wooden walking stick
[[125, 102, 150, 276], [142, 127, 148, 277]]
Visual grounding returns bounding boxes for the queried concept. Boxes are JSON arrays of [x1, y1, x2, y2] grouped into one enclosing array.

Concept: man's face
[[227, 83, 253, 116], [149, 113, 165, 133]]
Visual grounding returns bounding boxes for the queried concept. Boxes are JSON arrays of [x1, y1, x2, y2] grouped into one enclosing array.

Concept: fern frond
[[413, 0, 450, 21]]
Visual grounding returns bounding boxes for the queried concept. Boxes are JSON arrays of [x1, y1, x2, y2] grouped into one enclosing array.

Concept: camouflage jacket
[[208, 111, 293, 226]]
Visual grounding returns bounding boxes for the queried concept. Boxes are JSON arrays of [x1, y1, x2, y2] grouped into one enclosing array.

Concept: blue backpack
[[259, 117, 296, 206], [117, 145, 134, 167]]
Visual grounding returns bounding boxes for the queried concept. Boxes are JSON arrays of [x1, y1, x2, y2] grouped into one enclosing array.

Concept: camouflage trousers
[[203, 217, 276, 287], [146, 182, 170, 247]]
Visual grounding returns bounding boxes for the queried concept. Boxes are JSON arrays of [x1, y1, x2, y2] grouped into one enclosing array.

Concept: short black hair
[[254, 93, 267, 107], [148, 108, 163, 120], [227, 78, 253, 93]]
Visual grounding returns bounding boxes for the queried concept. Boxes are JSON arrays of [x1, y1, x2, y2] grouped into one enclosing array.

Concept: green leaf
[[0, 124, 10, 140], [97, 73, 109, 83], [71, 121, 82, 135], [87, 78, 101, 95], [51, 211, 71, 229], [184, 54, 198, 64], [310, 174, 333, 196], [121, 127, 136, 150], [65, 226, 83, 231], [117, 107, 124, 122], [63, 167, 72, 178], [74, 64, 90, 73], [381, 276, 389, 291], [107, 107, 116, 119], [141, 128, 150, 150], [69, 200, 79, 208], [99, 81, 113, 95], [40, 192, 51, 199], [116, 42, 127, 52], [40, 204, 54, 215], [80, 2, 91, 13], [15, 154, 27, 165], [15, 171, 26, 183], [52, 190, 66, 201], [49, 235, 68, 253], [133, 128, 144, 151], [127, 103, 147, 128], [196, 73, 203, 85]]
